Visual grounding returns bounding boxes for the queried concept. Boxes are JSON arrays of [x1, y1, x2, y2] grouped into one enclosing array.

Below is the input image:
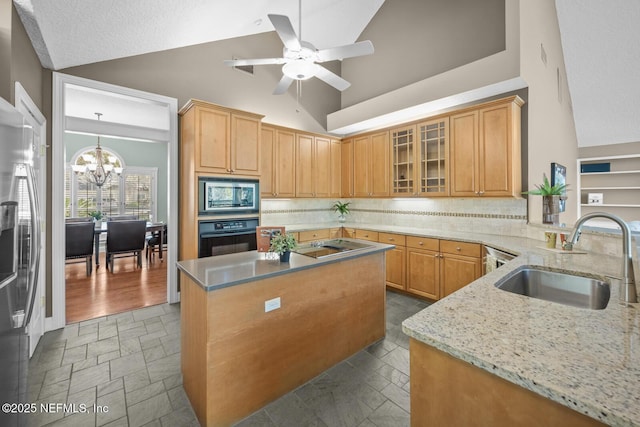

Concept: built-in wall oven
[[198, 217, 259, 258]]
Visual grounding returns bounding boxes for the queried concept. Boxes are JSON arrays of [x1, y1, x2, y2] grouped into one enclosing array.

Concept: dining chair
[[105, 220, 147, 273], [65, 221, 96, 276], [146, 224, 167, 263], [105, 215, 138, 221]]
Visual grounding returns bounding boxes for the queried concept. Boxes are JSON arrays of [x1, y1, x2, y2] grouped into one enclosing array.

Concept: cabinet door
[[314, 136, 331, 198], [260, 126, 275, 197], [478, 103, 513, 196], [407, 248, 440, 300], [231, 114, 261, 176], [341, 139, 354, 197], [298, 228, 331, 242], [449, 111, 478, 197], [391, 125, 416, 195], [330, 139, 342, 197], [419, 118, 449, 196], [296, 133, 315, 197], [440, 253, 482, 298], [370, 131, 390, 197], [353, 135, 370, 197], [275, 129, 296, 198], [385, 246, 406, 290], [196, 107, 230, 173]]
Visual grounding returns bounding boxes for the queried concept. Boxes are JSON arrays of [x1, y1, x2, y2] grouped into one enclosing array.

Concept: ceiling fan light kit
[[223, 3, 374, 95]]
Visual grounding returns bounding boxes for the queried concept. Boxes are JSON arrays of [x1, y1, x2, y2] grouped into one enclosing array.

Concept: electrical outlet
[[265, 297, 281, 313]]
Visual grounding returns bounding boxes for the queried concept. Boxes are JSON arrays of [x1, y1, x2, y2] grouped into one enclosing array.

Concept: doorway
[[52, 73, 179, 329]]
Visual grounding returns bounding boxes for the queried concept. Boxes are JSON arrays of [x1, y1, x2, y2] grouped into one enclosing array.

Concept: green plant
[[332, 201, 350, 215], [88, 210, 103, 220], [269, 232, 297, 255], [522, 173, 567, 196]]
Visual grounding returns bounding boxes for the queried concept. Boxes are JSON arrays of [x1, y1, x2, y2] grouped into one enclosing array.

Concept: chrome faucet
[[569, 212, 638, 304]]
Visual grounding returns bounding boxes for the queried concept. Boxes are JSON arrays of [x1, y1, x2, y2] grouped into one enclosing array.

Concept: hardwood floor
[[65, 252, 167, 324]]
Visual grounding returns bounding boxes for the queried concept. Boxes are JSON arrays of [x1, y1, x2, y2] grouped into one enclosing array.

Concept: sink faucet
[[569, 212, 638, 304]]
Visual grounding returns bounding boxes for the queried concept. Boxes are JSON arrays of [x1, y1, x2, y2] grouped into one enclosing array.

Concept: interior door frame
[[51, 72, 179, 330], [14, 82, 46, 356]]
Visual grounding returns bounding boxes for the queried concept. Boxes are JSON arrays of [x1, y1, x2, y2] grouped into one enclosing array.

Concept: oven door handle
[[200, 230, 257, 238]]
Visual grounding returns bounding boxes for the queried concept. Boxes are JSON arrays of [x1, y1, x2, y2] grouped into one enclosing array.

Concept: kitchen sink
[[494, 265, 610, 310]]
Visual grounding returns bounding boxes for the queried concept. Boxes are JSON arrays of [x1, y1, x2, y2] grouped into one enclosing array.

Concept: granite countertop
[[284, 221, 640, 425], [177, 238, 394, 291]]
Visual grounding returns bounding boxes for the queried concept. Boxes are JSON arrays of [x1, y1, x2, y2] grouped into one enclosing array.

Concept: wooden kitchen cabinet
[[449, 96, 523, 197], [406, 236, 441, 299], [180, 99, 263, 177], [298, 228, 331, 242], [353, 131, 390, 197], [440, 240, 482, 297], [353, 229, 379, 242], [261, 125, 296, 198], [405, 236, 481, 300], [341, 138, 354, 197], [379, 233, 406, 290], [296, 133, 340, 198]]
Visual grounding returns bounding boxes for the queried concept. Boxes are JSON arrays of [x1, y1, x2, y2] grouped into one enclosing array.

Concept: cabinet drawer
[[298, 228, 331, 242], [354, 229, 379, 242], [378, 232, 406, 246], [406, 236, 439, 251], [341, 228, 355, 238], [440, 240, 482, 257]]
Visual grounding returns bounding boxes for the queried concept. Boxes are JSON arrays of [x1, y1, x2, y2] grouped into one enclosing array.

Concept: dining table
[[94, 221, 166, 267]]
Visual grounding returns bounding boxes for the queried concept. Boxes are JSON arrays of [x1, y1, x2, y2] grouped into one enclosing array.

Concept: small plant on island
[[269, 232, 298, 256]]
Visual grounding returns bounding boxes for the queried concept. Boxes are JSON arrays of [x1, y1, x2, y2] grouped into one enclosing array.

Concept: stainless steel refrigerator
[[0, 96, 41, 427]]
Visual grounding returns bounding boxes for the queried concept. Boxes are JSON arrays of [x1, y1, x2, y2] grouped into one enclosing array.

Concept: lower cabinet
[[440, 240, 483, 298], [378, 233, 406, 291], [298, 228, 331, 243], [406, 236, 441, 299]]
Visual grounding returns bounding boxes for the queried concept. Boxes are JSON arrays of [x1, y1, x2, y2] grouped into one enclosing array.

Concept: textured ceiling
[[13, 0, 384, 70], [556, 0, 640, 147]]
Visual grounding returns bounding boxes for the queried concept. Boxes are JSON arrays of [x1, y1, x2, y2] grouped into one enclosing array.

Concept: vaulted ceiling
[[13, 0, 640, 147]]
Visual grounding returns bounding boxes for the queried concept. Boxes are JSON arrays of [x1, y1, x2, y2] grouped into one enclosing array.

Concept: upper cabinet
[[261, 125, 296, 198], [450, 96, 523, 197], [341, 139, 354, 197], [353, 131, 390, 197], [296, 133, 341, 198], [180, 99, 263, 177], [391, 118, 449, 197]]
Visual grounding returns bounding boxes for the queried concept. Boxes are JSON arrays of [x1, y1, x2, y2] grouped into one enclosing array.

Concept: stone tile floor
[[27, 291, 429, 427]]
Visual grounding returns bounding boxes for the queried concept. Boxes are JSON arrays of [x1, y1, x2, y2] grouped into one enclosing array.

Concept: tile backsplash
[[261, 197, 528, 236]]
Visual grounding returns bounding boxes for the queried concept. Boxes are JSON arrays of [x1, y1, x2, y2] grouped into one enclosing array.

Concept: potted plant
[[88, 210, 103, 226], [269, 232, 297, 262], [332, 201, 350, 223], [522, 174, 568, 225]]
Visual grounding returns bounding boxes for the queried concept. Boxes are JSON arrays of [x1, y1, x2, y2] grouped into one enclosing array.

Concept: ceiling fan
[[223, 3, 374, 95]]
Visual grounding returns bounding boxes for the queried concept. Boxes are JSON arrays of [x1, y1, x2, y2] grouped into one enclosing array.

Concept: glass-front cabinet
[[391, 118, 449, 197], [419, 118, 449, 196], [391, 125, 416, 195]]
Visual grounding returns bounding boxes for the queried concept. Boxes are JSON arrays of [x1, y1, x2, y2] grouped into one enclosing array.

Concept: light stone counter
[[176, 238, 393, 291], [282, 221, 640, 425]]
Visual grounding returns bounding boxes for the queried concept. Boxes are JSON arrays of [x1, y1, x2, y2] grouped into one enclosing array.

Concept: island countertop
[[176, 238, 394, 291], [402, 244, 640, 426]]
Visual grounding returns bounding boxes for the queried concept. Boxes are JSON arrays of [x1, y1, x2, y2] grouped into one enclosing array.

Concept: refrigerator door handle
[[22, 164, 41, 328]]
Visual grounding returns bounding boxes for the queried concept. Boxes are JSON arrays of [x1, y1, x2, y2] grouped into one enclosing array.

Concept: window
[[66, 147, 157, 220]]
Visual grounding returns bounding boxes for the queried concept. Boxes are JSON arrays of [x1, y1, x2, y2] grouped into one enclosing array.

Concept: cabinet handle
[[418, 241, 424, 246], [478, 191, 484, 195], [440, 254, 444, 258], [388, 238, 394, 241], [456, 247, 461, 251]]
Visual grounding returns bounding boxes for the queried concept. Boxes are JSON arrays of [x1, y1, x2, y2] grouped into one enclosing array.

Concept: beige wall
[[10, 6, 43, 108], [519, 0, 578, 226]]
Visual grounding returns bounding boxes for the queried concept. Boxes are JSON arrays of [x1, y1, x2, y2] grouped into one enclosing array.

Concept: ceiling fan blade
[[268, 14, 301, 51], [223, 57, 286, 67], [314, 65, 351, 91], [273, 75, 294, 95], [316, 40, 374, 62]]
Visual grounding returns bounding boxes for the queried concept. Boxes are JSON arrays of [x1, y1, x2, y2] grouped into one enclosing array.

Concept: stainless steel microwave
[[198, 177, 260, 216]]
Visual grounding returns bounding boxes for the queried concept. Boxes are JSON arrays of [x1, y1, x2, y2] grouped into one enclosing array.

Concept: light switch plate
[[265, 297, 281, 313]]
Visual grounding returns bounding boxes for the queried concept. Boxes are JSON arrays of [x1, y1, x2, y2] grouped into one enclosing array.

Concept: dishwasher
[[484, 246, 517, 274]]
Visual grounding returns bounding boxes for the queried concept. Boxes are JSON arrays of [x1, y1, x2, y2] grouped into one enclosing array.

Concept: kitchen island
[[177, 240, 393, 427]]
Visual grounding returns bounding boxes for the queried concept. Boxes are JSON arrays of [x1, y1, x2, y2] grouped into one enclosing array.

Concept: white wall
[[519, 0, 579, 226]]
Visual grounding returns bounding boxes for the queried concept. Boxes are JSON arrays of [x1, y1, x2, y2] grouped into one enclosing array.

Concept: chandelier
[[72, 113, 122, 187]]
